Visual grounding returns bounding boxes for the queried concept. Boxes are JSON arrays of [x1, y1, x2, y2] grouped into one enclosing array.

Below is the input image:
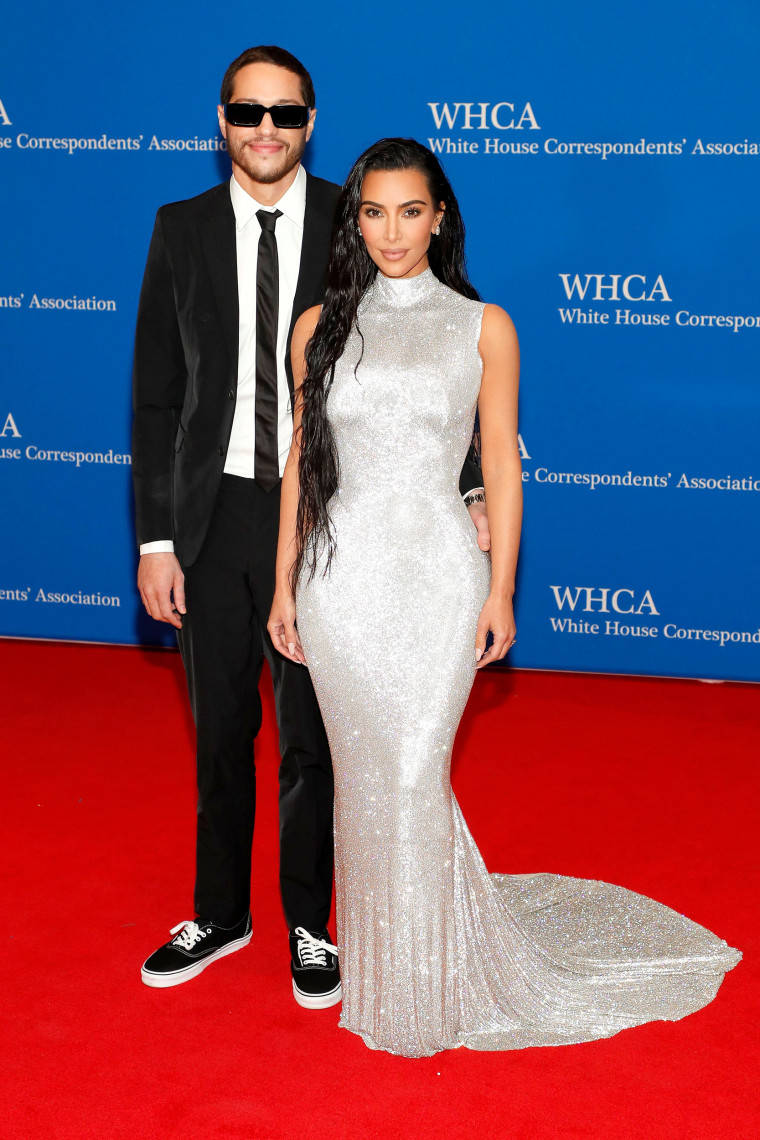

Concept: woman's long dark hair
[[293, 137, 480, 585]]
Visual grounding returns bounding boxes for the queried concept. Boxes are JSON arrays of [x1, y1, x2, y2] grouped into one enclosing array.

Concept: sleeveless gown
[[296, 267, 741, 1058]]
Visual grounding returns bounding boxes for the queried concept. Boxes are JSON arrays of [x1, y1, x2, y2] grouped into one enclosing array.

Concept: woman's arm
[[474, 304, 522, 668], [267, 304, 322, 665]]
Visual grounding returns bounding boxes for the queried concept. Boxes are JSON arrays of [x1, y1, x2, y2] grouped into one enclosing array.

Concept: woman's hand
[[475, 592, 516, 669], [268, 588, 307, 665]]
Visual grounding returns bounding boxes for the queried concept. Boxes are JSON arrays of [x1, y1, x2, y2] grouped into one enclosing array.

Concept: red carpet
[[3, 640, 757, 1139]]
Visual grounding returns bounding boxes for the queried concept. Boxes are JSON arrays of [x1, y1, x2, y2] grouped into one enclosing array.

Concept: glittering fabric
[[296, 267, 741, 1058]]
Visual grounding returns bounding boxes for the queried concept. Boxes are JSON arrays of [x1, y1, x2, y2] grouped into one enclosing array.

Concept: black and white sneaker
[[141, 912, 252, 988], [289, 926, 341, 1010]]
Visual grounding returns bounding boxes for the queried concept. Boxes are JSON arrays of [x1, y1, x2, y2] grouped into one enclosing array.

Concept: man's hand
[[137, 553, 186, 629], [467, 499, 491, 552]]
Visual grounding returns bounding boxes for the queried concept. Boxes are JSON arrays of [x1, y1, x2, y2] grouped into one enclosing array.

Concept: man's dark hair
[[220, 45, 315, 107]]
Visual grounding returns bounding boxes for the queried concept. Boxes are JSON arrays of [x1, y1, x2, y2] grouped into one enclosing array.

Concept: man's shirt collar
[[230, 163, 307, 231]]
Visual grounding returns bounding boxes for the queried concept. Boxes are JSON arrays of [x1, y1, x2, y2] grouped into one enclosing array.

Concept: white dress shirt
[[225, 164, 305, 479], [140, 166, 307, 555]]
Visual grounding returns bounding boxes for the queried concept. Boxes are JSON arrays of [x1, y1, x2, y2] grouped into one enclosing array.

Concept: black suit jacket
[[132, 172, 482, 568]]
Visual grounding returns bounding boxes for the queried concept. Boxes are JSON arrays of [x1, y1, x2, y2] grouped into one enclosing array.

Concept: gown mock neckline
[[370, 266, 439, 306]]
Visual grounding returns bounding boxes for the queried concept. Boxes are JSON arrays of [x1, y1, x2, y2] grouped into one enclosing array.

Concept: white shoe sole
[[141, 931, 253, 988], [292, 978, 342, 1009]]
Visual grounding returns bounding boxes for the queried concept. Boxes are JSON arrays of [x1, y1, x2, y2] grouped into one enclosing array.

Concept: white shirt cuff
[[139, 540, 175, 555]]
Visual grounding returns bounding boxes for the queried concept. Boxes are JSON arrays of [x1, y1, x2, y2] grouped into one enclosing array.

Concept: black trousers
[[177, 474, 334, 930]]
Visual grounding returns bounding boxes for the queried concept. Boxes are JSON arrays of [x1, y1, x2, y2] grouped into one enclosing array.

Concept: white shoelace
[[169, 920, 209, 951], [294, 926, 339, 965]]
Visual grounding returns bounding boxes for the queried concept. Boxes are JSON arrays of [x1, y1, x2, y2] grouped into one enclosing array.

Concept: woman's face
[[357, 168, 444, 279]]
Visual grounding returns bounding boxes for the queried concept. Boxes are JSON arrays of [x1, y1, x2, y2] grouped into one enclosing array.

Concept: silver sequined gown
[[296, 268, 741, 1058]]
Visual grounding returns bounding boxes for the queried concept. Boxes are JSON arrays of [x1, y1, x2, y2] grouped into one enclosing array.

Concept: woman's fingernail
[[288, 642, 295, 655], [475, 648, 482, 661]]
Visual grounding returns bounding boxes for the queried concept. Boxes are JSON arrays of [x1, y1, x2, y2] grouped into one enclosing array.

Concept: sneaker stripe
[[140, 931, 252, 987]]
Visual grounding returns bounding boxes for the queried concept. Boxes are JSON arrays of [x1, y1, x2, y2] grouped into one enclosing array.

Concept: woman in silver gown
[[268, 139, 740, 1059]]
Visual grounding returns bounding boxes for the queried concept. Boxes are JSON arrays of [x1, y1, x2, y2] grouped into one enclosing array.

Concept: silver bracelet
[[463, 490, 485, 507]]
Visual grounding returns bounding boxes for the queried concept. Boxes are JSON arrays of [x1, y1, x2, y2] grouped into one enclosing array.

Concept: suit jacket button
[[227, 389, 234, 400], [218, 446, 225, 456]]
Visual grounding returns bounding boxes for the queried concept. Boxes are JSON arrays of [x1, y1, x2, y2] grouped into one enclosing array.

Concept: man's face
[[218, 62, 316, 186]]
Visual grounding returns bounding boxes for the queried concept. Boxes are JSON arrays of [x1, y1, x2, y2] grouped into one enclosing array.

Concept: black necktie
[[254, 208, 283, 491]]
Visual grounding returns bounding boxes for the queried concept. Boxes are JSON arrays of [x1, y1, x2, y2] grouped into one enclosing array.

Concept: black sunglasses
[[223, 103, 311, 129]]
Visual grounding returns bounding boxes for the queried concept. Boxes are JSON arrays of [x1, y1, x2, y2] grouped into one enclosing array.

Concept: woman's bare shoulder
[[479, 303, 518, 359], [293, 304, 322, 344]]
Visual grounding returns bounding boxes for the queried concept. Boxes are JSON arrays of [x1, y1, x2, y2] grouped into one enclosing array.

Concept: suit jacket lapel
[[199, 184, 239, 380], [286, 172, 336, 401]]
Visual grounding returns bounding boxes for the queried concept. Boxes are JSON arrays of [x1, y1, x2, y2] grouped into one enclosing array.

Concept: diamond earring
[[434, 224, 441, 236]]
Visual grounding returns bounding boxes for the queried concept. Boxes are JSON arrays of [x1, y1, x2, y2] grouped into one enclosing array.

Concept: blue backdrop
[[1, 0, 758, 681]]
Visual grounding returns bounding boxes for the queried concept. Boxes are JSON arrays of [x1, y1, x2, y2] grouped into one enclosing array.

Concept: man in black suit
[[132, 45, 488, 1006]]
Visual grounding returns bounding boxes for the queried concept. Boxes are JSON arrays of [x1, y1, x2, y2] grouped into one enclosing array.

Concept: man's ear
[[217, 105, 227, 140]]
